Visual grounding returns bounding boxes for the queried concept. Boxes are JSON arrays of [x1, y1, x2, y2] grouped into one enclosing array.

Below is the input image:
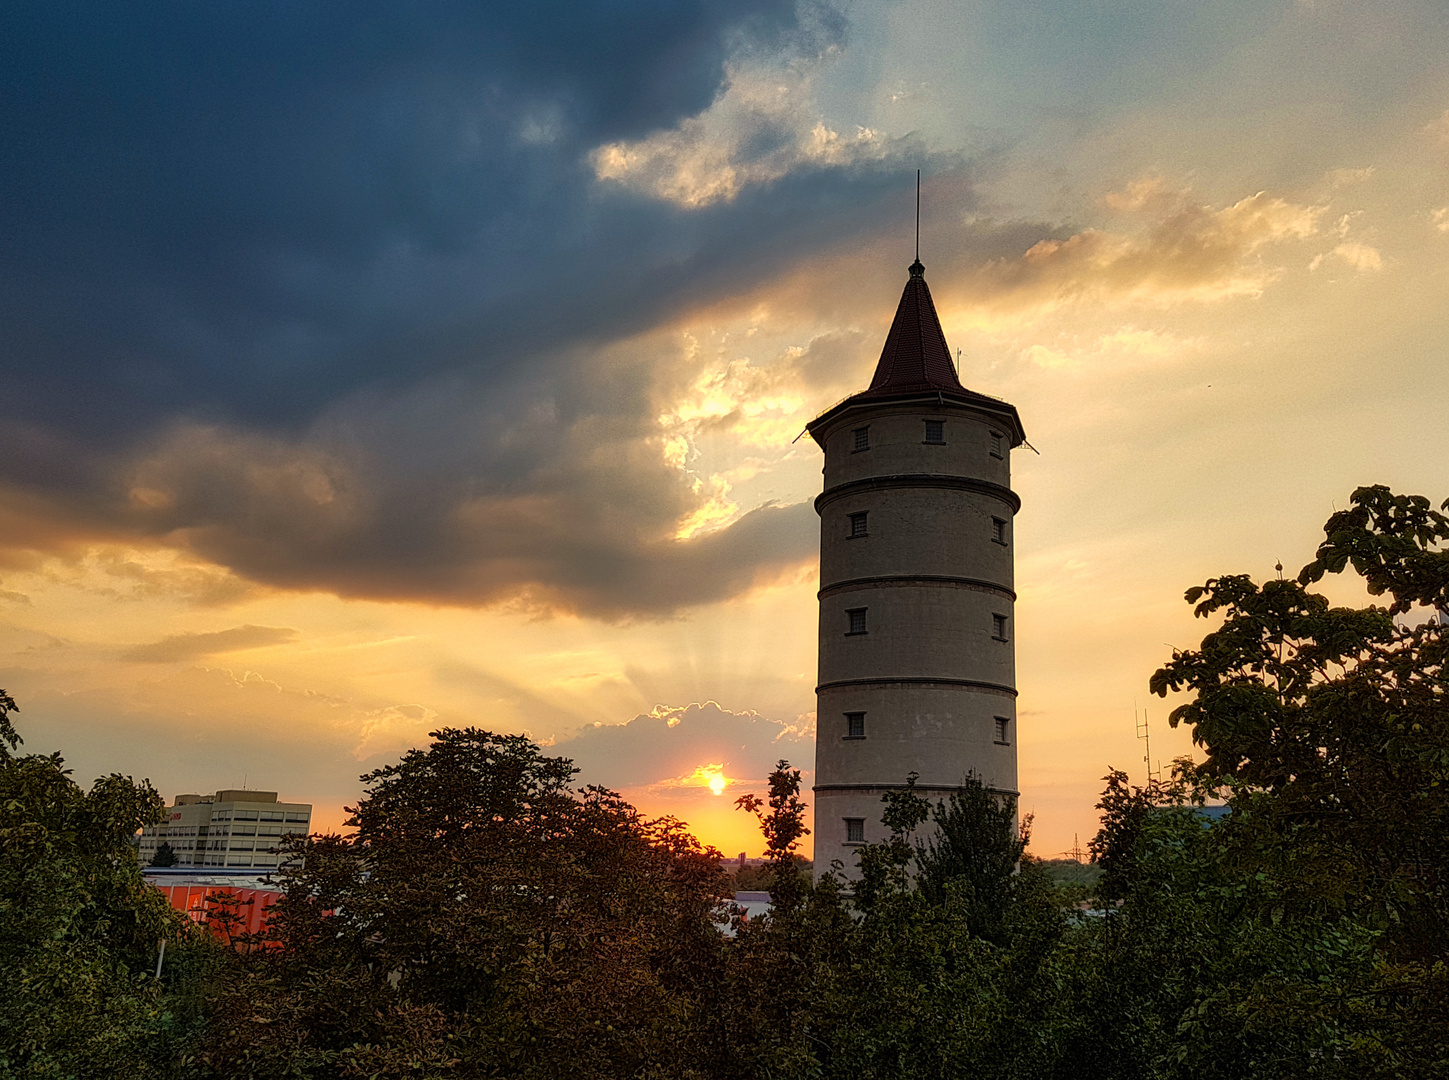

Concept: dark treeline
[[3, 485, 1447, 1079]]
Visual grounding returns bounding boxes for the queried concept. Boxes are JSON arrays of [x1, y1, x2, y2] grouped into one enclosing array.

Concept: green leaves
[[1299, 485, 1449, 615], [736, 759, 811, 915], [198, 727, 733, 1078], [0, 686, 19, 756], [0, 692, 197, 1078]]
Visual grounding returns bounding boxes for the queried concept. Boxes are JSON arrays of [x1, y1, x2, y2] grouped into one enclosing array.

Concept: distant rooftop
[[172, 789, 282, 806]]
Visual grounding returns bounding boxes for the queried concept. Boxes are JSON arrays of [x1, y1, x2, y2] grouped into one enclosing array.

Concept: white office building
[[138, 789, 312, 869]]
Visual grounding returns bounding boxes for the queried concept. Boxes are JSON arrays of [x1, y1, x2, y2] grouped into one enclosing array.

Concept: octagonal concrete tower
[[806, 258, 1026, 877]]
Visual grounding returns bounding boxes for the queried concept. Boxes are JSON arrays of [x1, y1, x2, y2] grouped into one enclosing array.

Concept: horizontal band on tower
[[814, 783, 1021, 798], [815, 474, 1021, 515], [818, 574, 1015, 602], [816, 676, 1017, 697]]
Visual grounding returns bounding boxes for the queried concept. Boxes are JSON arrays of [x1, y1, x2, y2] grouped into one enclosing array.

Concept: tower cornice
[[817, 574, 1017, 602], [807, 388, 1025, 448], [814, 473, 1021, 515]]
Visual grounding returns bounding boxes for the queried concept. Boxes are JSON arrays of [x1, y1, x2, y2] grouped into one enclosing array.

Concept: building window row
[[843, 510, 1008, 547], [841, 711, 1010, 745], [844, 608, 1010, 641], [849, 423, 1007, 454]]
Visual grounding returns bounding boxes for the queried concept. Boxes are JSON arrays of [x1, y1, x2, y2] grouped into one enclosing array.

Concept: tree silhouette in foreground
[[200, 728, 730, 1078], [8, 486, 1448, 1079], [0, 688, 197, 1078]]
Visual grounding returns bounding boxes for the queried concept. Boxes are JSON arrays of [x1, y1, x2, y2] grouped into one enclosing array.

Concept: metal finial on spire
[[908, 169, 925, 278]]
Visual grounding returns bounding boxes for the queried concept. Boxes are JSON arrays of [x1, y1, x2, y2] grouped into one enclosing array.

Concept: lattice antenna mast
[[1135, 707, 1160, 784]]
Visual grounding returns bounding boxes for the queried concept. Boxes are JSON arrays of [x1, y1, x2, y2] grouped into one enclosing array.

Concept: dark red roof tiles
[[807, 259, 1026, 445], [862, 259, 962, 397]]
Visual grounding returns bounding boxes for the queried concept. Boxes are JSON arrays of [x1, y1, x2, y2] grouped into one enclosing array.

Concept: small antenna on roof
[[915, 169, 921, 262]]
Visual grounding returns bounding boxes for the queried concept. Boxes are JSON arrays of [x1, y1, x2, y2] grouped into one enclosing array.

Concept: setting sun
[[708, 772, 727, 796]]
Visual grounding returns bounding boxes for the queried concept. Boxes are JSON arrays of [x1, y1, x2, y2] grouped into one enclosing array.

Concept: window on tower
[[924, 419, 945, 444], [847, 608, 868, 635], [992, 613, 1009, 641], [853, 426, 870, 452], [989, 431, 1004, 458], [845, 712, 866, 739], [994, 716, 1011, 744], [848, 511, 868, 538], [991, 517, 1008, 545], [845, 818, 866, 844]]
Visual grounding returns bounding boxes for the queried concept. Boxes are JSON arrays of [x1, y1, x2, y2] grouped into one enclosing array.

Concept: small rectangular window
[[847, 608, 867, 635], [924, 419, 945, 444], [845, 818, 865, 844], [990, 431, 1004, 458], [992, 613, 1009, 640], [846, 712, 865, 739], [848, 511, 868, 538], [991, 517, 1007, 545], [853, 426, 870, 452], [994, 717, 1011, 744]]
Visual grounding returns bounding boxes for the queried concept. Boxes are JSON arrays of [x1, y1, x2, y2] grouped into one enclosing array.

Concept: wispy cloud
[[558, 700, 812, 791], [967, 183, 1324, 315], [122, 624, 299, 663]]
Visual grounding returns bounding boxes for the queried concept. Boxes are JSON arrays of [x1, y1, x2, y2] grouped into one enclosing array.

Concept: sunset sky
[[4, 0, 1448, 860]]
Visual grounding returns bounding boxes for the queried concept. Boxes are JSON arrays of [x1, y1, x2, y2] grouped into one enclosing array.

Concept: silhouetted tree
[[197, 728, 730, 1079], [914, 773, 1030, 942], [0, 689, 197, 1077], [735, 758, 811, 915]]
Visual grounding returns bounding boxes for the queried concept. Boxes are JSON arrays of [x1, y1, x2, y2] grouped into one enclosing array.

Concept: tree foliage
[[0, 689, 200, 1079], [1152, 484, 1449, 959], [8, 486, 1449, 1078], [915, 773, 1030, 942], [196, 728, 731, 1078]]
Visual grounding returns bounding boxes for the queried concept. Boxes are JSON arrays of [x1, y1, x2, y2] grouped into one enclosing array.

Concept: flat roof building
[[138, 788, 311, 870]]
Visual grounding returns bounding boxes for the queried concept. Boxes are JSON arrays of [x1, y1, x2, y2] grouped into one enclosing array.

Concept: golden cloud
[[1309, 241, 1384, 273], [965, 186, 1324, 315], [590, 59, 897, 207], [122, 624, 300, 663]]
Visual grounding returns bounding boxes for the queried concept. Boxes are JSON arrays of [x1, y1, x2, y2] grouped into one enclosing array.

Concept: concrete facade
[[138, 788, 312, 869], [807, 260, 1024, 877]]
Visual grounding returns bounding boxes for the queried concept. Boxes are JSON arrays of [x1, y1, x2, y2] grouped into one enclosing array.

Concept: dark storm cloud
[[0, 0, 948, 616], [1, 0, 835, 435], [0, 333, 822, 617]]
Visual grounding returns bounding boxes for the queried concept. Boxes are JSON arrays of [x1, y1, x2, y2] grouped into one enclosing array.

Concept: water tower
[[806, 257, 1026, 875]]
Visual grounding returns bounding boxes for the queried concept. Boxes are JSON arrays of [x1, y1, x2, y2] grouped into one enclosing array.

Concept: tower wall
[[811, 400, 1019, 876]]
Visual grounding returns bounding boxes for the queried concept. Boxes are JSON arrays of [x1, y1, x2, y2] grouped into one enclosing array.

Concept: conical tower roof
[[807, 259, 1026, 445], [863, 259, 962, 395]]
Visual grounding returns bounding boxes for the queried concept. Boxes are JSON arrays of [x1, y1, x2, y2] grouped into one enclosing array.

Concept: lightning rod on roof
[[915, 169, 921, 262]]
